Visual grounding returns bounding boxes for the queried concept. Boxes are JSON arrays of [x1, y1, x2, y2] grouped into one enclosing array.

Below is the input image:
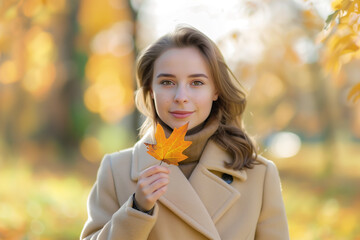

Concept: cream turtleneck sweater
[[160, 116, 219, 179]]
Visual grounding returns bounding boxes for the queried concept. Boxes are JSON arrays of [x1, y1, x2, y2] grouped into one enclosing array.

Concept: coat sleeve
[[255, 161, 289, 240], [80, 154, 158, 240]]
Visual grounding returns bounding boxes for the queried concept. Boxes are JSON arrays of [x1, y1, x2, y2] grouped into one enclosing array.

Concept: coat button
[[221, 173, 233, 184]]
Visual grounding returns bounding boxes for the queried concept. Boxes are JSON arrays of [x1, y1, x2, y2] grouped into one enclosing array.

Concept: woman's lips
[[170, 111, 193, 119]]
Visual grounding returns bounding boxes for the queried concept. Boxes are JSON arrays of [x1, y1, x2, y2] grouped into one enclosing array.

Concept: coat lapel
[[131, 133, 221, 240], [130, 134, 247, 239], [190, 140, 247, 223]]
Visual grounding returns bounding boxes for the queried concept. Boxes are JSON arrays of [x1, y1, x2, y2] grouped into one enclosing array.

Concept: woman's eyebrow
[[156, 73, 208, 78], [189, 73, 208, 78], [156, 73, 175, 78]]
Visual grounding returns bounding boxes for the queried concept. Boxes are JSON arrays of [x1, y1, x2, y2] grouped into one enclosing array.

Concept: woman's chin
[[171, 122, 191, 130]]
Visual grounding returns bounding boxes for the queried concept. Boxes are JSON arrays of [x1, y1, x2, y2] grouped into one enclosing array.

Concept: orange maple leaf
[[144, 123, 192, 165]]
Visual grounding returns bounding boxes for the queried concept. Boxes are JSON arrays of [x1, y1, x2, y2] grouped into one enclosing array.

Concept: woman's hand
[[134, 165, 170, 211]]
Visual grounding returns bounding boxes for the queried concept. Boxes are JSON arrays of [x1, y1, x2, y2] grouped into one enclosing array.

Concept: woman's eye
[[192, 80, 204, 86], [160, 80, 174, 86]]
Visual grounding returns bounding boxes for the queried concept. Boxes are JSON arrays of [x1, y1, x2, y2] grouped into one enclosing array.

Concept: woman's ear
[[150, 89, 154, 99]]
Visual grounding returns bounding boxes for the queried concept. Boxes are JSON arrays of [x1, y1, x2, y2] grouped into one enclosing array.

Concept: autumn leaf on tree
[[144, 123, 192, 165], [347, 82, 360, 103], [319, 0, 360, 103]]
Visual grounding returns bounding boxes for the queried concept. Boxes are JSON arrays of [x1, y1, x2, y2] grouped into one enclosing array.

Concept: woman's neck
[[156, 117, 209, 137], [156, 115, 219, 163]]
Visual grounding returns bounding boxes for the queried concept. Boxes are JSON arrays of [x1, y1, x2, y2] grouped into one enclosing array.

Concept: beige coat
[[81, 133, 289, 240]]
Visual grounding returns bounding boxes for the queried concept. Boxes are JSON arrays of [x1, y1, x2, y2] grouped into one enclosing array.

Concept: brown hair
[[135, 26, 257, 170]]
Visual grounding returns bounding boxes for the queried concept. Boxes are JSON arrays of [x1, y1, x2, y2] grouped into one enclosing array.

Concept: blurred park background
[[0, 0, 359, 239]]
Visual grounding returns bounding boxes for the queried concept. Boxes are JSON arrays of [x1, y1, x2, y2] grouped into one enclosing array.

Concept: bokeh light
[[269, 132, 302, 158]]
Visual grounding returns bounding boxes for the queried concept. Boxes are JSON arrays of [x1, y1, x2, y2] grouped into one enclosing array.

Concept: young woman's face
[[151, 47, 218, 130]]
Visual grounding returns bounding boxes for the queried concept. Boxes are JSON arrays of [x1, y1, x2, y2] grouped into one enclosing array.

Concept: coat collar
[[131, 133, 247, 240]]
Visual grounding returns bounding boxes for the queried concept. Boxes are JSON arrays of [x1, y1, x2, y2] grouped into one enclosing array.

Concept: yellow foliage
[[77, 0, 131, 39], [347, 82, 360, 102], [84, 54, 134, 123], [0, 60, 19, 84], [78, 0, 135, 123], [320, 0, 360, 102], [331, 0, 351, 11], [22, 0, 44, 17], [22, 64, 56, 99]]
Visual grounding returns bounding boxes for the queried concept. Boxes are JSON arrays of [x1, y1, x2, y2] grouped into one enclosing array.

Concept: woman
[[81, 26, 289, 240]]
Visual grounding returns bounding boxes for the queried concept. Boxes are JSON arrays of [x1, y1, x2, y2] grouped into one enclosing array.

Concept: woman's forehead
[[153, 47, 210, 73]]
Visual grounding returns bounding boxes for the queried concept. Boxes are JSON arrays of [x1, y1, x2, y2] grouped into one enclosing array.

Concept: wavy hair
[[135, 26, 257, 170]]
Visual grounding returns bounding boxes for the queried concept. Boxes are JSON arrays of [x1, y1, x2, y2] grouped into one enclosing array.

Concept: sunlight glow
[[91, 22, 133, 57], [136, 0, 272, 63], [269, 132, 302, 158]]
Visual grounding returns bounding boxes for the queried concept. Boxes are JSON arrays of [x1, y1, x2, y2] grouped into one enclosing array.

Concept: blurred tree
[[127, 0, 143, 137], [212, 1, 338, 165], [77, 0, 136, 162], [0, 0, 83, 164], [0, 0, 137, 165], [205, 0, 348, 176]]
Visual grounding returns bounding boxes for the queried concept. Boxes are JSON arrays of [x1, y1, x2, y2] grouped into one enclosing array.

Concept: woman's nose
[[174, 85, 188, 103]]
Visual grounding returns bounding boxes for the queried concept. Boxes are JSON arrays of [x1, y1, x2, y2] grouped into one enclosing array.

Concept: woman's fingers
[[135, 165, 170, 211], [137, 172, 169, 197], [150, 185, 168, 200], [139, 165, 170, 179], [139, 172, 168, 187], [143, 174, 169, 195]]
